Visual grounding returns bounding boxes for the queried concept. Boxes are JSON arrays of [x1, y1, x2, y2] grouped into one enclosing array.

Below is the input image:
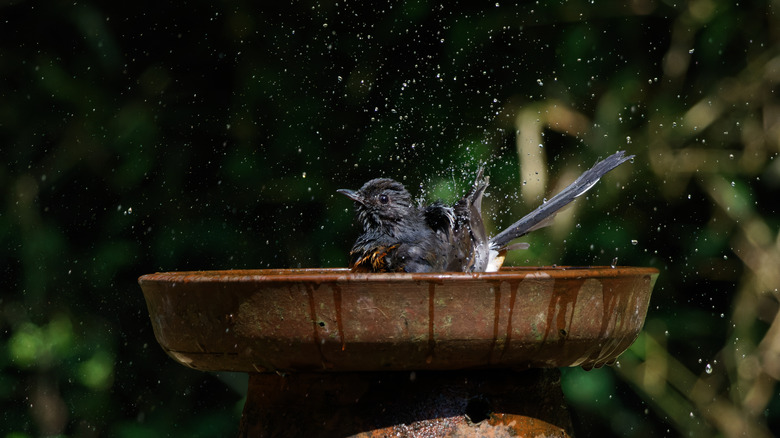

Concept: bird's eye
[[378, 194, 389, 204]]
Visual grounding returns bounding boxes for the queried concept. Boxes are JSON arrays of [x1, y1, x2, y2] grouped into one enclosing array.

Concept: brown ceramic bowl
[[139, 267, 657, 373]]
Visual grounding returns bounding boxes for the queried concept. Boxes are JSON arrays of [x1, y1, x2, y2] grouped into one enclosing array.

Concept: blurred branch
[[617, 7, 780, 436], [617, 330, 774, 438], [515, 100, 593, 203], [649, 50, 780, 196]]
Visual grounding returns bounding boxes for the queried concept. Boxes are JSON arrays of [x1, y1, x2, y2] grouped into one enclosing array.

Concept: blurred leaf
[[8, 315, 74, 368], [78, 350, 114, 391]]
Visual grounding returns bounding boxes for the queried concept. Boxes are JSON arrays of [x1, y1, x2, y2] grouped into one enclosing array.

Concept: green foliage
[[8, 315, 74, 369]]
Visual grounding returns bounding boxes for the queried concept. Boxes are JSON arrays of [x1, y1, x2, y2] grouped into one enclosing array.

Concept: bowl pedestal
[[239, 369, 572, 437]]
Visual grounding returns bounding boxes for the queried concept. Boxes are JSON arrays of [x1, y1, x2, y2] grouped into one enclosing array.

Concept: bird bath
[[139, 266, 657, 437]]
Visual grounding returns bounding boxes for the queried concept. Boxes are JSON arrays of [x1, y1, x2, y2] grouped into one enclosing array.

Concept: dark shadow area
[[239, 369, 572, 437]]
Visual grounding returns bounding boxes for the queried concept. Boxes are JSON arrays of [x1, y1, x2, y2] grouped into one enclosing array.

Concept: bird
[[338, 150, 634, 273]]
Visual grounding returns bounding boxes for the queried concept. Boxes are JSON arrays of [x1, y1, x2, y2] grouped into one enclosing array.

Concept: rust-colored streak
[[305, 284, 326, 366], [501, 280, 519, 359], [543, 278, 584, 348], [426, 282, 436, 364], [593, 277, 637, 366], [601, 281, 619, 336], [332, 284, 346, 351], [488, 282, 502, 364]]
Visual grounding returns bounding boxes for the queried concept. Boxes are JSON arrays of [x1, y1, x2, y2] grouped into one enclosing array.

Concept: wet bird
[[338, 150, 634, 273]]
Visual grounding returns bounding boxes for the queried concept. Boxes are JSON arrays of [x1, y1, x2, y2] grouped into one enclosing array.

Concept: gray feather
[[489, 150, 634, 251]]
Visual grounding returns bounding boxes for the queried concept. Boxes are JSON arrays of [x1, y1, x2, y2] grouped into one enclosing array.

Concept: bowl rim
[[138, 266, 659, 285]]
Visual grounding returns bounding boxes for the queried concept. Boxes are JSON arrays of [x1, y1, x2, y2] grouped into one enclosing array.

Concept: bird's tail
[[489, 150, 634, 251], [464, 167, 490, 271]]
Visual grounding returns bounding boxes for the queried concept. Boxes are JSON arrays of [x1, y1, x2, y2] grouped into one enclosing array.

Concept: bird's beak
[[337, 189, 362, 204]]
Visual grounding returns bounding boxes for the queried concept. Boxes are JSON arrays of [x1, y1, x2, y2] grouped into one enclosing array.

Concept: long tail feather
[[489, 150, 634, 250]]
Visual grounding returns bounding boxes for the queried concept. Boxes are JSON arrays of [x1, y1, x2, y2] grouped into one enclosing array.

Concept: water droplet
[[630, 239, 638, 245], [705, 363, 712, 374], [730, 181, 735, 187], [688, 48, 695, 54], [611, 257, 618, 268]]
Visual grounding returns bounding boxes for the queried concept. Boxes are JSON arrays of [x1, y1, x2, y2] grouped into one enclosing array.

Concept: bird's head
[[338, 178, 413, 232]]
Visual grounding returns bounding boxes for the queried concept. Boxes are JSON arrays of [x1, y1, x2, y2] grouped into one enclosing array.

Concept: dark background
[[2, 0, 779, 436]]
